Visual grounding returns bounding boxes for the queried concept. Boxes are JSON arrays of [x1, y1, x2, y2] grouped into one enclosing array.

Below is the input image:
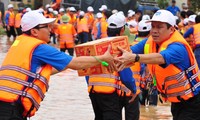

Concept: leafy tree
[[157, 0, 168, 9]]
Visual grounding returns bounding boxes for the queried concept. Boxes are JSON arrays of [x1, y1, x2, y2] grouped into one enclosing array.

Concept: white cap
[[79, 11, 85, 16], [99, 5, 107, 11], [142, 15, 150, 20], [118, 11, 124, 16], [128, 10, 134, 14], [188, 15, 197, 23], [53, 10, 58, 15], [108, 12, 126, 28], [112, 9, 118, 14], [8, 4, 14, 9], [87, 6, 94, 12], [37, 8, 44, 13], [59, 8, 65, 13], [45, 4, 50, 9], [127, 20, 137, 28], [69, 7, 76, 12], [146, 10, 176, 26], [26, 7, 32, 12], [138, 20, 151, 32], [183, 18, 189, 25], [21, 10, 56, 31], [128, 11, 135, 17], [96, 12, 103, 18], [48, 8, 53, 12]]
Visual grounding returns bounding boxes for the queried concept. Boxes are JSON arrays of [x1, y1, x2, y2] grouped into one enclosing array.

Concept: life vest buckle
[[185, 69, 189, 74], [28, 82, 34, 88], [22, 91, 27, 97], [35, 73, 41, 80]]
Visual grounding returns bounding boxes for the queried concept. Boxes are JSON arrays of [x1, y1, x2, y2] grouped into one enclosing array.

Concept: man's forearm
[[138, 53, 165, 64]]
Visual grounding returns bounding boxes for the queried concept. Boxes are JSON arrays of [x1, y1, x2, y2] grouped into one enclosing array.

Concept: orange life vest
[[15, 13, 22, 28], [67, 13, 76, 25], [57, 23, 77, 48], [193, 23, 200, 46], [91, 19, 99, 39], [144, 30, 200, 102], [0, 35, 52, 117], [88, 72, 130, 94], [85, 13, 94, 30], [6, 11, 15, 26], [100, 20, 108, 38], [77, 17, 89, 33]]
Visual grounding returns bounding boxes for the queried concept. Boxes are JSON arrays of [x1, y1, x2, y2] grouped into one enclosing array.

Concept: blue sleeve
[[85, 76, 89, 84], [97, 23, 101, 39], [32, 44, 73, 72], [159, 42, 190, 69], [5, 13, 9, 25], [183, 27, 194, 38], [119, 68, 136, 93], [166, 6, 170, 11], [130, 38, 147, 54]]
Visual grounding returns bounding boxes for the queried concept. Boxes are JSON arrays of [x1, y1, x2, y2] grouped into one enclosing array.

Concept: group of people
[[0, 1, 200, 120]]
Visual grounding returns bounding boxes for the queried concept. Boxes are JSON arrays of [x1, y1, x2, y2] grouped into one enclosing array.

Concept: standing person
[[166, 0, 180, 16], [0, 10, 116, 120], [184, 15, 200, 68], [56, 15, 77, 56], [15, 7, 23, 36], [0, 0, 5, 27], [77, 11, 89, 44], [5, 4, 16, 40], [85, 6, 95, 41], [87, 12, 138, 120], [107, 13, 140, 120], [115, 10, 200, 120]]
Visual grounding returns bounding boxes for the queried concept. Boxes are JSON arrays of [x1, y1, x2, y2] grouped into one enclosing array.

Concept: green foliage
[[157, 0, 169, 9], [0, 26, 6, 35], [189, 0, 200, 12]]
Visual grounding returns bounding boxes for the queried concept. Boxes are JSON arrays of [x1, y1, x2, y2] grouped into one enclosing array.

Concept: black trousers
[[6, 26, 16, 38], [120, 95, 140, 120], [89, 91, 122, 120], [0, 101, 27, 120], [171, 94, 200, 120]]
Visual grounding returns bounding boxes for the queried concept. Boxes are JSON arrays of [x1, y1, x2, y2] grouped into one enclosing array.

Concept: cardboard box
[[75, 36, 130, 76]]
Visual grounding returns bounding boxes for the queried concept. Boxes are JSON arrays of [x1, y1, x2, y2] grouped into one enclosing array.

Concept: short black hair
[[172, 0, 176, 3], [22, 25, 40, 35], [107, 24, 124, 37], [195, 15, 200, 23], [138, 31, 150, 37]]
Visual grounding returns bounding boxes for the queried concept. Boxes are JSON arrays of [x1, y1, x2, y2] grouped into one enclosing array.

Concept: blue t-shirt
[[131, 39, 200, 95], [28, 44, 72, 82], [183, 27, 194, 38], [166, 6, 180, 16]]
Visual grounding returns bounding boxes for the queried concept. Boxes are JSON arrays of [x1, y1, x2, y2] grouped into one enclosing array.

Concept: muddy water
[[0, 35, 172, 120]]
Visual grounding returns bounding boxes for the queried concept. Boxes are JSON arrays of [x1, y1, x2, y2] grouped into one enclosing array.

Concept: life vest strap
[[165, 64, 196, 82], [0, 65, 49, 90], [132, 71, 140, 75], [90, 74, 120, 80], [0, 75, 45, 100], [88, 82, 130, 93], [0, 86, 40, 110]]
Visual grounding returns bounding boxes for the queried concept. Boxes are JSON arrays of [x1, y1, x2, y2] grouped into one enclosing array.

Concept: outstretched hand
[[115, 46, 135, 71], [102, 45, 118, 72]]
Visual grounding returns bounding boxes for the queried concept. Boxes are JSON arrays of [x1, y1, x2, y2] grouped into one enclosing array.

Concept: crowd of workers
[[1, 0, 200, 120]]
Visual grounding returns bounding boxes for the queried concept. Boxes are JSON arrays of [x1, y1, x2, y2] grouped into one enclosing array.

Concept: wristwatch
[[134, 54, 140, 62]]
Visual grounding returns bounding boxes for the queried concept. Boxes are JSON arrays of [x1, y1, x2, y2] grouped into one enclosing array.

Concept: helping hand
[[129, 93, 137, 103], [115, 46, 135, 71]]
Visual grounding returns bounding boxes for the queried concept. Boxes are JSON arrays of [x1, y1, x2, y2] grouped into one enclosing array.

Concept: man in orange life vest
[[115, 10, 200, 120], [0, 10, 116, 120]]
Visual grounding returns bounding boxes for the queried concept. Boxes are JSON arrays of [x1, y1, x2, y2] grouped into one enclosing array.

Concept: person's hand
[[129, 93, 137, 103], [7, 25, 10, 31], [102, 45, 118, 72], [115, 46, 135, 71]]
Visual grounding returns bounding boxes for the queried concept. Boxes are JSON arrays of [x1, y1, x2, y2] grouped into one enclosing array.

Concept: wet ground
[[0, 35, 172, 120]]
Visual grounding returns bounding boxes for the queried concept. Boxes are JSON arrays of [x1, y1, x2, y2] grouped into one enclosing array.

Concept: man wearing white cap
[[85, 6, 95, 41], [91, 12, 102, 39], [87, 12, 138, 120], [184, 15, 200, 70], [5, 4, 16, 40], [0, 10, 116, 120], [66, 7, 77, 26], [116, 9, 200, 120]]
